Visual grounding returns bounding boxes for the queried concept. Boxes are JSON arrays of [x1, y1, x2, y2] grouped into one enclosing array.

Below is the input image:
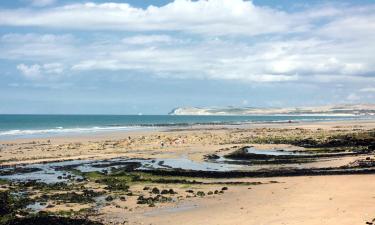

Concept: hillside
[[169, 104, 375, 116]]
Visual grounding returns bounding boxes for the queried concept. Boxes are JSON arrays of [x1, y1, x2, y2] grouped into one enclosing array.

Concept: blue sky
[[0, 0, 374, 114]]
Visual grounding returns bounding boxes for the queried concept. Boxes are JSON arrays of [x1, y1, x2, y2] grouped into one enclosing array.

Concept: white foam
[[0, 126, 148, 137]]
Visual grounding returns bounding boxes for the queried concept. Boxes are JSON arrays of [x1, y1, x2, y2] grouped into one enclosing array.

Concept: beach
[[1, 0, 375, 224], [1, 119, 375, 225]]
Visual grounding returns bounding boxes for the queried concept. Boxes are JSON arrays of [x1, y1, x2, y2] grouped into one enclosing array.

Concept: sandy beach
[[1, 119, 375, 166], [1, 119, 375, 225]]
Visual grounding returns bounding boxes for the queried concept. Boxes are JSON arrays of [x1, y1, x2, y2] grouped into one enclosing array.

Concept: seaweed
[[1, 215, 103, 225]]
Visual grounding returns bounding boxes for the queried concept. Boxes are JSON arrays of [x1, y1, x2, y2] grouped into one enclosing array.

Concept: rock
[[105, 196, 114, 201], [161, 190, 169, 194], [196, 191, 205, 197], [207, 191, 213, 195], [214, 190, 219, 194], [205, 154, 220, 160], [221, 187, 228, 191], [136, 196, 147, 204], [152, 187, 160, 194], [120, 196, 126, 201], [143, 187, 150, 190]]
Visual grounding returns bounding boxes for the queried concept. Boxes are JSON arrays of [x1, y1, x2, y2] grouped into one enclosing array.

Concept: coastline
[[0, 119, 374, 166], [0, 114, 366, 141]]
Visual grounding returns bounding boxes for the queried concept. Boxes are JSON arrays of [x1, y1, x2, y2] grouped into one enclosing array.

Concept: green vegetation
[[0, 191, 31, 225], [234, 129, 375, 151]]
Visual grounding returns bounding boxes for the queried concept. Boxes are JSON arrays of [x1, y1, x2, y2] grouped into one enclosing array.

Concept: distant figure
[[288, 120, 292, 123], [160, 141, 164, 148]]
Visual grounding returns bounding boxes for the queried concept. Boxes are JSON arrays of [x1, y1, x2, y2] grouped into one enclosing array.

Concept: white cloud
[[1, 1, 374, 86], [0, 33, 76, 60], [0, 0, 295, 36], [5, 29, 375, 84], [122, 35, 175, 45], [17, 64, 41, 79], [43, 63, 64, 74], [360, 87, 375, 92], [17, 63, 64, 79], [318, 14, 375, 40]]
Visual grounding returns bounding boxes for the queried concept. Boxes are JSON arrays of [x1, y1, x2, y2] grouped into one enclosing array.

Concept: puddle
[[146, 157, 241, 171], [26, 202, 46, 211], [0, 147, 357, 183], [245, 147, 310, 156], [0, 160, 92, 183], [144, 202, 199, 216], [0, 156, 243, 183]]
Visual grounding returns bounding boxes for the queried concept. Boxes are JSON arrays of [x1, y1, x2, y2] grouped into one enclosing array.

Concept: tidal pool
[[245, 147, 310, 156], [0, 156, 243, 183]]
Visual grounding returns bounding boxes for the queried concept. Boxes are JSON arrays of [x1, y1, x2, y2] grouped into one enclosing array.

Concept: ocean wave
[[0, 126, 147, 137], [0, 115, 367, 139]]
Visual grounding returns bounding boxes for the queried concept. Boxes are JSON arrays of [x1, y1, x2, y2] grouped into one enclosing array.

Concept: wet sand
[[1, 119, 375, 166]]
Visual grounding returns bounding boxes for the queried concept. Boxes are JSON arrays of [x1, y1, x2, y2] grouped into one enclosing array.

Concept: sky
[[0, 0, 374, 114]]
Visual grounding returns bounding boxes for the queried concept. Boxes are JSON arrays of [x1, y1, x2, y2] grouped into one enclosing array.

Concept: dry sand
[[129, 175, 375, 225]]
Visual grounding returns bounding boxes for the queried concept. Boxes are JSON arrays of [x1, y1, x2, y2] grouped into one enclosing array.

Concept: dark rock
[[151, 187, 160, 194], [105, 196, 113, 201], [161, 190, 169, 194], [196, 191, 205, 197], [4, 215, 104, 225]]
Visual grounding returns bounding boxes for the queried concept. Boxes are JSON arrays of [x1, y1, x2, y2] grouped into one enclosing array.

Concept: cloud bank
[[0, 0, 374, 88]]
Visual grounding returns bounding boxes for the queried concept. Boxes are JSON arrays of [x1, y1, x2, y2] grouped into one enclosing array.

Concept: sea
[[0, 114, 366, 140]]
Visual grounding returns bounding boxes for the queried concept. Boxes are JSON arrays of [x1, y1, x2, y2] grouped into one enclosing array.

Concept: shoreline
[[1, 119, 374, 167], [1, 118, 374, 142], [0, 116, 371, 141]]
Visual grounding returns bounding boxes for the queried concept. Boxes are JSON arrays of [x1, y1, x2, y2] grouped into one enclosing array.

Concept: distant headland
[[169, 104, 375, 116]]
